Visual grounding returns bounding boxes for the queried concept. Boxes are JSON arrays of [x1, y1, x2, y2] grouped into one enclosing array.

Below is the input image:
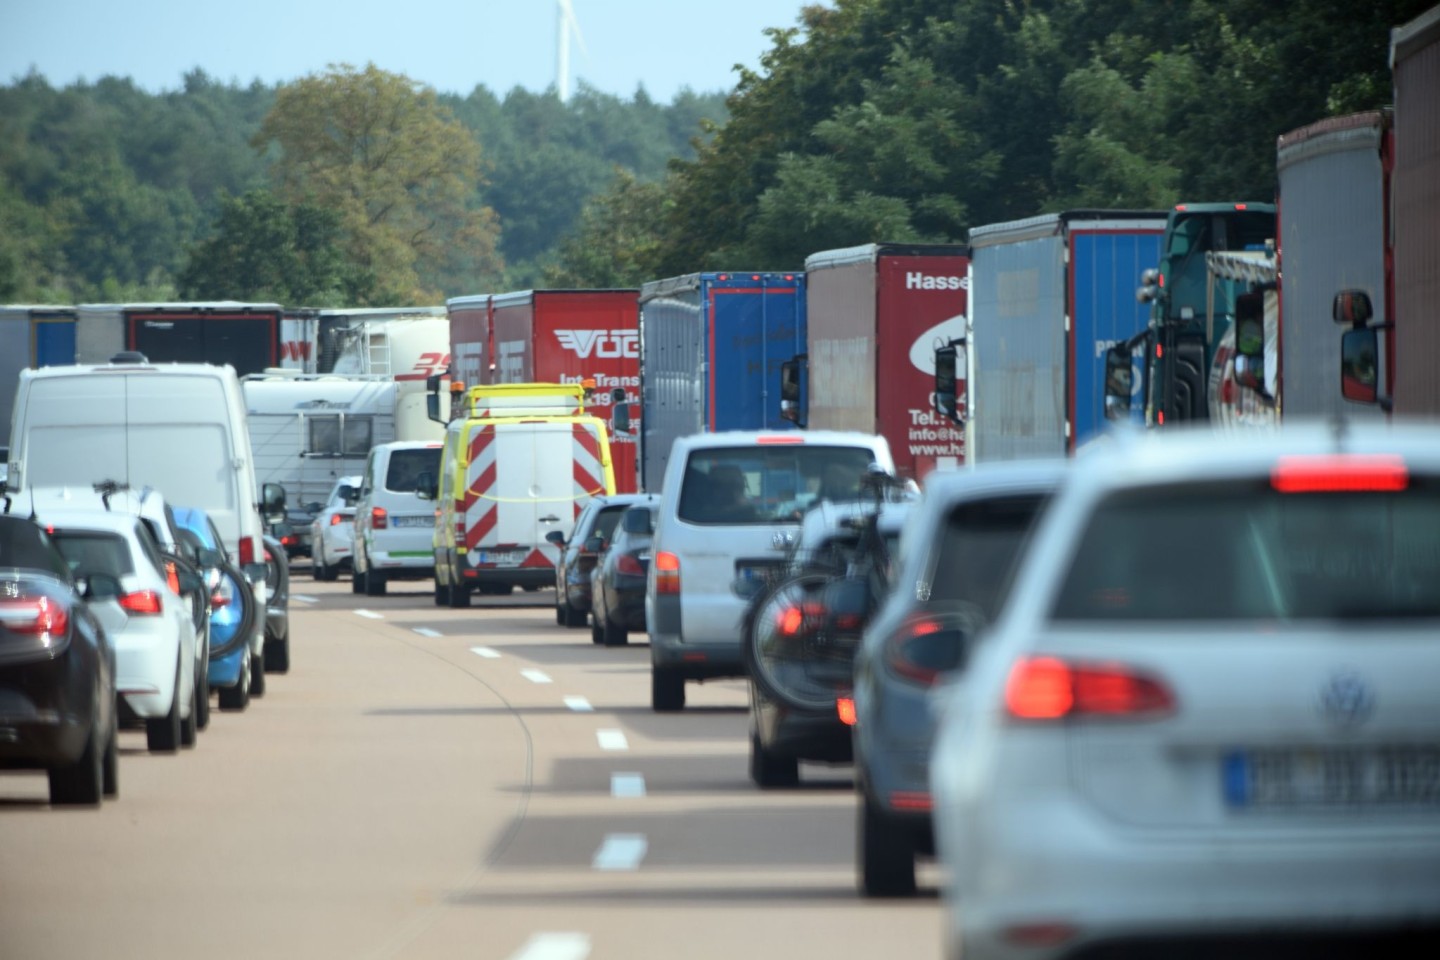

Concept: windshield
[[677, 445, 877, 525], [384, 448, 442, 493], [1052, 481, 1440, 621]]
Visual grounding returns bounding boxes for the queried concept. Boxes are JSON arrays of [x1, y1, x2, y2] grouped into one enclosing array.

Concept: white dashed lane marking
[[521, 669, 553, 684], [564, 696, 593, 712], [290, 594, 318, 604], [592, 833, 647, 871], [411, 627, 442, 638], [596, 729, 629, 751], [610, 773, 646, 798], [355, 609, 384, 620], [506, 932, 591, 960], [470, 646, 501, 659]]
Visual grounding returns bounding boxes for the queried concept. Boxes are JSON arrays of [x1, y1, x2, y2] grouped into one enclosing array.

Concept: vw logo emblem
[[1318, 671, 1374, 729]]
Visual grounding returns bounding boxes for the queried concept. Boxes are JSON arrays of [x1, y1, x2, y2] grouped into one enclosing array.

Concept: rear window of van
[[385, 448, 442, 493], [677, 446, 876, 525]]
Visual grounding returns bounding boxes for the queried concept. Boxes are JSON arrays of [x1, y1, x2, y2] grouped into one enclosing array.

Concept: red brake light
[[1175, 204, 1188, 212], [371, 506, 388, 530], [617, 553, 644, 576], [755, 436, 805, 445], [239, 536, 257, 566], [836, 697, 857, 726], [330, 513, 345, 526], [1234, 203, 1248, 210], [280, 535, 295, 546], [119, 590, 164, 616], [654, 551, 680, 594], [1271, 455, 1409, 493], [884, 618, 963, 687], [0, 596, 69, 635], [1005, 656, 1175, 721]]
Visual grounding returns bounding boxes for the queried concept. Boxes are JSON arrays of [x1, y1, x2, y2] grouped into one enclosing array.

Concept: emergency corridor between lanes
[[0, 579, 942, 960]]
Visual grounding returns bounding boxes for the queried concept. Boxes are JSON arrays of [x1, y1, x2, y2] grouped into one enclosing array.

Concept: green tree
[[253, 63, 502, 304], [544, 170, 669, 287], [177, 189, 346, 304]]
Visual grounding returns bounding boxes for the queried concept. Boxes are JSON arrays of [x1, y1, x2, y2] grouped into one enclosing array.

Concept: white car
[[309, 475, 362, 581], [38, 500, 205, 754], [930, 423, 1440, 960]]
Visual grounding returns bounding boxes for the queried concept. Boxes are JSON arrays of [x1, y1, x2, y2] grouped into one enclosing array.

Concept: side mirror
[[262, 482, 286, 524], [779, 355, 807, 427], [1333, 290, 1374, 326], [584, 535, 606, 554], [1137, 268, 1161, 304], [414, 471, 437, 501], [1234, 294, 1264, 359], [1233, 355, 1265, 393], [933, 342, 964, 424], [544, 530, 566, 547], [1341, 326, 1380, 404], [197, 547, 224, 569], [1103, 344, 1134, 422], [426, 373, 444, 424], [82, 572, 123, 600], [303, 501, 323, 514], [612, 401, 632, 436]]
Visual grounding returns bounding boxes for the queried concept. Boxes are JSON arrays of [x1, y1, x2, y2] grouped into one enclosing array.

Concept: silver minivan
[[645, 430, 894, 711]]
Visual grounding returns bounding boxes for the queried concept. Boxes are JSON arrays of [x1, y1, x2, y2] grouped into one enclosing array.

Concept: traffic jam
[[5, 18, 1440, 960]]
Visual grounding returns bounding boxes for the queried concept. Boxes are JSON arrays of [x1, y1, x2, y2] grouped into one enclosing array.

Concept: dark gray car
[[851, 461, 1067, 897], [551, 494, 653, 629], [589, 496, 661, 647]]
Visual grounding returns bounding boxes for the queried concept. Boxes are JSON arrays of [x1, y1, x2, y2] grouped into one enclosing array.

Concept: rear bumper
[[650, 632, 744, 679], [753, 694, 852, 763], [0, 656, 96, 769]]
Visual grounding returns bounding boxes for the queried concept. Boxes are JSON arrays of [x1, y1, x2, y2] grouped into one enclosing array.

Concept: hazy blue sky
[[0, 0, 823, 102]]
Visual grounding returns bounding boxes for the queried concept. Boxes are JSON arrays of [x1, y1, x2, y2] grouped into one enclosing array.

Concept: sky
[[0, 0, 823, 103]]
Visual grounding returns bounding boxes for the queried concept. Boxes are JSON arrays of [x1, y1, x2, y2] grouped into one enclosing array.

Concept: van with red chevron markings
[[426, 382, 616, 607]]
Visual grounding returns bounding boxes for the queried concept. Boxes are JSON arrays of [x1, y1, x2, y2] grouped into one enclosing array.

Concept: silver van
[[646, 430, 895, 711]]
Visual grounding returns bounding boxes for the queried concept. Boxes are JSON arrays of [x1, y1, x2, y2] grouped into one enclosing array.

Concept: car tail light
[[1002, 922, 1080, 947], [238, 535, 257, 566], [280, 534, 295, 546], [776, 601, 824, 637], [1271, 454, 1408, 493], [654, 551, 680, 594], [885, 619, 965, 687], [836, 696, 857, 726], [330, 513, 345, 526], [371, 506, 388, 530], [1005, 656, 1175, 720], [0, 596, 69, 635], [889, 790, 932, 811], [119, 590, 164, 615], [617, 553, 644, 576]]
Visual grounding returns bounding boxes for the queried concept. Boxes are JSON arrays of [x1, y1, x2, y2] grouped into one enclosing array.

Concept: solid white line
[[592, 833, 647, 871], [564, 696, 593, 712], [290, 594, 318, 604], [596, 729, 628, 751], [411, 627, 442, 638], [469, 646, 501, 659], [355, 609, 384, 620], [611, 773, 646, 798], [521, 669, 553, 685], [506, 932, 591, 960]]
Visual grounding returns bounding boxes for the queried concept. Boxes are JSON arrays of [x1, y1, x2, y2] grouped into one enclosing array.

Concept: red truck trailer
[[453, 289, 640, 492], [792, 244, 969, 481]]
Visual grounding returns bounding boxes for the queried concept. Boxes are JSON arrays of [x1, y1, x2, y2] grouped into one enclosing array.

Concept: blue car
[[172, 507, 258, 712]]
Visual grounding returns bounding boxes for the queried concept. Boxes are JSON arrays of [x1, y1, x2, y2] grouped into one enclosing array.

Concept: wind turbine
[[555, 0, 589, 103]]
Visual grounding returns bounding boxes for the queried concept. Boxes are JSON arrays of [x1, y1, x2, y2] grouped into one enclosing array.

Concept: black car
[[589, 497, 660, 647], [550, 494, 653, 628], [0, 513, 118, 805], [260, 534, 290, 678]]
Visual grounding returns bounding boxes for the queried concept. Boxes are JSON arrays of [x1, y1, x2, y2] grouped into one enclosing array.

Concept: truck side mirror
[[612, 401, 632, 435], [1333, 290, 1373, 326], [1103, 345, 1133, 422], [425, 374, 444, 424], [1234, 293, 1264, 360], [933, 343, 964, 424], [1340, 327, 1380, 404], [779, 355, 807, 427]]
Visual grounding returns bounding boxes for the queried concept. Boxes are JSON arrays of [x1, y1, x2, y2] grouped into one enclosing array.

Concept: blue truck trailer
[[1, 306, 78, 450], [965, 211, 1166, 460], [636, 272, 806, 491]]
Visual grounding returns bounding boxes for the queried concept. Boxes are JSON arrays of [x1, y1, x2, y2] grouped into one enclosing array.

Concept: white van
[[646, 430, 895, 711], [6, 356, 280, 664], [352, 439, 445, 596]]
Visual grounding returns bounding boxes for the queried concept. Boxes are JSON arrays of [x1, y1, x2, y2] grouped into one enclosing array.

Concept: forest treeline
[[2, 0, 1430, 305]]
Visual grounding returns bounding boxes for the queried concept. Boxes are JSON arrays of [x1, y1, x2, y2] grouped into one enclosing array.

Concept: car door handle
[[539, 515, 560, 523]]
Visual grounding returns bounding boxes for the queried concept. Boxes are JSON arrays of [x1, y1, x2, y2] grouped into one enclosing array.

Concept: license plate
[[1224, 747, 1440, 809], [477, 550, 526, 566], [391, 516, 432, 528], [736, 560, 784, 582]]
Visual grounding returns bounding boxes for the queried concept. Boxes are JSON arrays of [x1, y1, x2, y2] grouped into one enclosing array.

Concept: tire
[[448, 582, 472, 608], [651, 667, 685, 712], [602, 612, 629, 647], [858, 788, 917, 897], [218, 667, 250, 712], [312, 546, 330, 581], [591, 616, 604, 646], [555, 601, 565, 625], [264, 627, 290, 674], [249, 653, 267, 697], [49, 719, 104, 806], [351, 568, 364, 594], [194, 645, 210, 731], [364, 568, 387, 597], [180, 668, 199, 748], [102, 719, 119, 798], [435, 577, 450, 606], [146, 661, 183, 753], [749, 731, 800, 789], [561, 597, 586, 628]]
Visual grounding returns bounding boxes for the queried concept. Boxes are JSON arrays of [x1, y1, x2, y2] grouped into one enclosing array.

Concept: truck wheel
[[651, 667, 685, 712], [859, 789, 917, 897], [750, 732, 799, 789]]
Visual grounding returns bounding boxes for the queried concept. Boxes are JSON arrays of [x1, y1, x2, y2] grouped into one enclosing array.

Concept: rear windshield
[[385, 448, 442, 493], [677, 445, 877, 525], [930, 494, 1049, 619], [51, 531, 135, 579], [0, 518, 71, 579], [593, 505, 629, 542], [1052, 482, 1440, 622]]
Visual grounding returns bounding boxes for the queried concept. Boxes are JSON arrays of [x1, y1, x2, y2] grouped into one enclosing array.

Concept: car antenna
[[92, 479, 128, 511]]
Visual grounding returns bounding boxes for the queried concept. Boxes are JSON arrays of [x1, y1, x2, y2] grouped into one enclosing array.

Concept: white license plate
[[391, 516, 432, 528], [1225, 748, 1440, 808], [477, 550, 526, 565]]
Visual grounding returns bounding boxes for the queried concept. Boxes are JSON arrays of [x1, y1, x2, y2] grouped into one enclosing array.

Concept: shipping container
[[637, 272, 805, 492], [74, 302, 284, 373], [969, 212, 1165, 460], [800, 244, 969, 480], [1, 306, 77, 449], [446, 295, 493, 391]]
